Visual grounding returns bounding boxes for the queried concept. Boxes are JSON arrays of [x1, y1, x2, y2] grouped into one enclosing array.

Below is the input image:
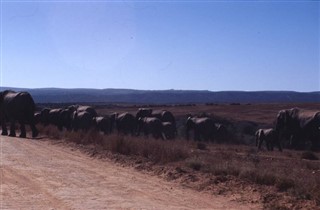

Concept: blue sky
[[1, 1, 319, 91]]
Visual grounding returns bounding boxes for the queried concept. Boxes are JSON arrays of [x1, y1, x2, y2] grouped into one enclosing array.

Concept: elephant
[[151, 110, 176, 125], [137, 117, 163, 139], [59, 106, 77, 131], [135, 108, 153, 120], [72, 111, 94, 131], [114, 112, 136, 135], [186, 116, 216, 141], [38, 108, 51, 125], [37, 107, 72, 131], [255, 128, 282, 151], [275, 108, 320, 150], [0, 90, 38, 138], [150, 110, 163, 119], [93, 116, 112, 134], [76, 105, 97, 117], [48, 108, 63, 130], [136, 108, 176, 127], [162, 122, 176, 140], [151, 110, 177, 135], [214, 123, 228, 142], [71, 105, 97, 132], [34, 112, 41, 125]]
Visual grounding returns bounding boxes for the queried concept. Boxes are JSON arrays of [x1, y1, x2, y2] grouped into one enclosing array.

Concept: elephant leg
[[186, 131, 190, 140], [276, 140, 283, 152], [30, 123, 39, 138], [204, 135, 209, 142], [194, 130, 200, 141], [291, 135, 301, 150], [269, 141, 274, 151], [258, 138, 264, 150], [156, 131, 162, 140], [210, 134, 214, 142], [130, 128, 135, 136], [193, 128, 201, 141], [143, 130, 148, 137], [19, 123, 26, 138], [57, 124, 63, 131], [266, 140, 270, 150], [9, 120, 16, 137], [265, 140, 272, 151], [1, 121, 8, 136]]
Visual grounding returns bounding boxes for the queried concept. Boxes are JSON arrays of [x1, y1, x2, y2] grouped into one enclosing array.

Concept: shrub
[[186, 158, 203, 171], [239, 170, 276, 186], [276, 178, 295, 192]]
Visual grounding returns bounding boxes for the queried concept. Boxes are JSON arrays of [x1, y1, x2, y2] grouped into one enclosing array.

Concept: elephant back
[[116, 112, 136, 134], [143, 117, 162, 129], [76, 106, 97, 118], [2, 91, 36, 111], [136, 108, 152, 120], [151, 110, 163, 119], [73, 111, 95, 130], [48, 108, 63, 126], [139, 117, 163, 139], [39, 108, 51, 125], [161, 111, 175, 124], [0, 90, 37, 121], [93, 116, 112, 134]]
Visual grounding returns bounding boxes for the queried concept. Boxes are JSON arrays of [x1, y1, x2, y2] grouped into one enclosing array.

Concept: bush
[[186, 158, 203, 171], [276, 178, 295, 192], [239, 170, 276, 186]]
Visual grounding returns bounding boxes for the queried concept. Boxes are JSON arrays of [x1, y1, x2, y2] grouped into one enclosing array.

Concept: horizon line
[[0, 86, 319, 93]]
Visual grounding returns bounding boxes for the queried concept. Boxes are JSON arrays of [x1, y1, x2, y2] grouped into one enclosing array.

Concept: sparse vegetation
[[37, 103, 320, 209]]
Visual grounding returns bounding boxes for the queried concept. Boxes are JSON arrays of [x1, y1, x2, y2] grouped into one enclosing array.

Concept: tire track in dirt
[[1, 136, 262, 209]]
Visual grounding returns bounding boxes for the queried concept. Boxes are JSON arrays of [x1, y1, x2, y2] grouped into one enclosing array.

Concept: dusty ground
[[0, 135, 262, 210]]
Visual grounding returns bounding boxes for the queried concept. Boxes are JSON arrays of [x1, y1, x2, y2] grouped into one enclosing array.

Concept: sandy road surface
[[0, 136, 261, 210]]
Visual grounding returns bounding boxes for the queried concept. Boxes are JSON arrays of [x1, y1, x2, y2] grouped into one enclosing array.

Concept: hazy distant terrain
[[1, 87, 319, 104]]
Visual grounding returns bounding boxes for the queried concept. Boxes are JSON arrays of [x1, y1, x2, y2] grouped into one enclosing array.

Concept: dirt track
[[0, 136, 261, 210]]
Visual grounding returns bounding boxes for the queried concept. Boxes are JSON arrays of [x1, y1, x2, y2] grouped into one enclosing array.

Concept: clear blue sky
[[1, 1, 319, 91]]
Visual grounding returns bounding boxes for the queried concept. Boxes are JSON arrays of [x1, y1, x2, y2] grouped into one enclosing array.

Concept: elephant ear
[[290, 107, 300, 118], [315, 112, 320, 127], [276, 110, 286, 129]]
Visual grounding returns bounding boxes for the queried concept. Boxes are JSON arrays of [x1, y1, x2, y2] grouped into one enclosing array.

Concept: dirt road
[[0, 136, 261, 210]]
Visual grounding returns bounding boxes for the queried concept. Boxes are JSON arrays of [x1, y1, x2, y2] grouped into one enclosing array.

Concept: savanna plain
[[1, 103, 320, 210]]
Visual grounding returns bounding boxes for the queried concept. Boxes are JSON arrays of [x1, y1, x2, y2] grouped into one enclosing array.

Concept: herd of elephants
[[0, 90, 319, 151]]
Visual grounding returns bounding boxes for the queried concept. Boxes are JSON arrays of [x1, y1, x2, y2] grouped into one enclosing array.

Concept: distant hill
[[1, 87, 319, 104]]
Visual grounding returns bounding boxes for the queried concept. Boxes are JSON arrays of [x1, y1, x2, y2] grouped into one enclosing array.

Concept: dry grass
[[39, 125, 190, 164], [39, 125, 320, 208], [101, 135, 190, 163], [37, 103, 320, 209]]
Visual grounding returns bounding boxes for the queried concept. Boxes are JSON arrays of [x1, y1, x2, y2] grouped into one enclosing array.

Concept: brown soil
[[1, 136, 261, 210]]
